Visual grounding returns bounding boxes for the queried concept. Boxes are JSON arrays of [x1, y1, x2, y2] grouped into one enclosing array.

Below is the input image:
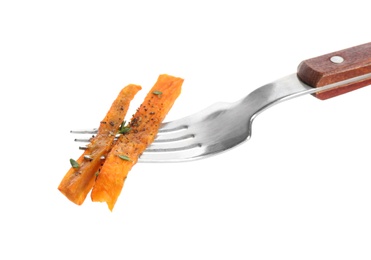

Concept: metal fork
[[72, 72, 371, 162], [72, 43, 371, 162]]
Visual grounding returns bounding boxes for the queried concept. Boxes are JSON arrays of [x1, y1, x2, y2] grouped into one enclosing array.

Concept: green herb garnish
[[152, 90, 162, 96], [118, 120, 131, 134], [118, 155, 131, 161], [70, 158, 80, 168]]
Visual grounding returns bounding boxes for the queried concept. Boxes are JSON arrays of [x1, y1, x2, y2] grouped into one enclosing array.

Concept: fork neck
[[239, 74, 313, 119]]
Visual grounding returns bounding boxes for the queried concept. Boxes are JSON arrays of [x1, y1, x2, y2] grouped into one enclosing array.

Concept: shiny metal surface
[[139, 72, 371, 162], [330, 55, 344, 64]]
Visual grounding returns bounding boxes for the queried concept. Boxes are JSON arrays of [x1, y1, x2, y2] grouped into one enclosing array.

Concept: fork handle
[[297, 42, 371, 100]]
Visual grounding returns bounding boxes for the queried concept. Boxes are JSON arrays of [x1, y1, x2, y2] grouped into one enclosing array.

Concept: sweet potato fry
[[91, 74, 183, 210], [58, 84, 141, 205]]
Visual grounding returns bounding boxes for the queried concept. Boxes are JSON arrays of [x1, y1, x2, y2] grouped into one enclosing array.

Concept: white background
[[1, 1, 371, 259]]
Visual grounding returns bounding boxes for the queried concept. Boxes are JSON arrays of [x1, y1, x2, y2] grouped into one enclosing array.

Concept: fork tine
[[154, 127, 191, 142], [70, 128, 98, 134], [74, 138, 93, 142], [158, 119, 191, 132], [70, 125, 192, 144], [139, 143, 205, 162], [146, 134, 199, 151]]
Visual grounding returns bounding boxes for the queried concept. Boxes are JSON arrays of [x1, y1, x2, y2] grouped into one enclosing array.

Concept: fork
[[72, 42, 371, 162]]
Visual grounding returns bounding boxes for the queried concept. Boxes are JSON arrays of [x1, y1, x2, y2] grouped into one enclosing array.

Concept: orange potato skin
[[58, 84, 141, 205], [91, 74, 183, 210]]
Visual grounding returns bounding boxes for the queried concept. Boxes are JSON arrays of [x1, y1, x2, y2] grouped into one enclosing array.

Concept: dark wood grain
[[297, 42, 371, 100]]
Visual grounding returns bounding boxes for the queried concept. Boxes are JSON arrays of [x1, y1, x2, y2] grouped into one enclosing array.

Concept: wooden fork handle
[[297, 42, 371, 100]]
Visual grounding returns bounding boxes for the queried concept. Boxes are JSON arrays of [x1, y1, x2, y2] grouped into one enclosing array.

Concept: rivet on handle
[[330, 55, 344, 64]]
